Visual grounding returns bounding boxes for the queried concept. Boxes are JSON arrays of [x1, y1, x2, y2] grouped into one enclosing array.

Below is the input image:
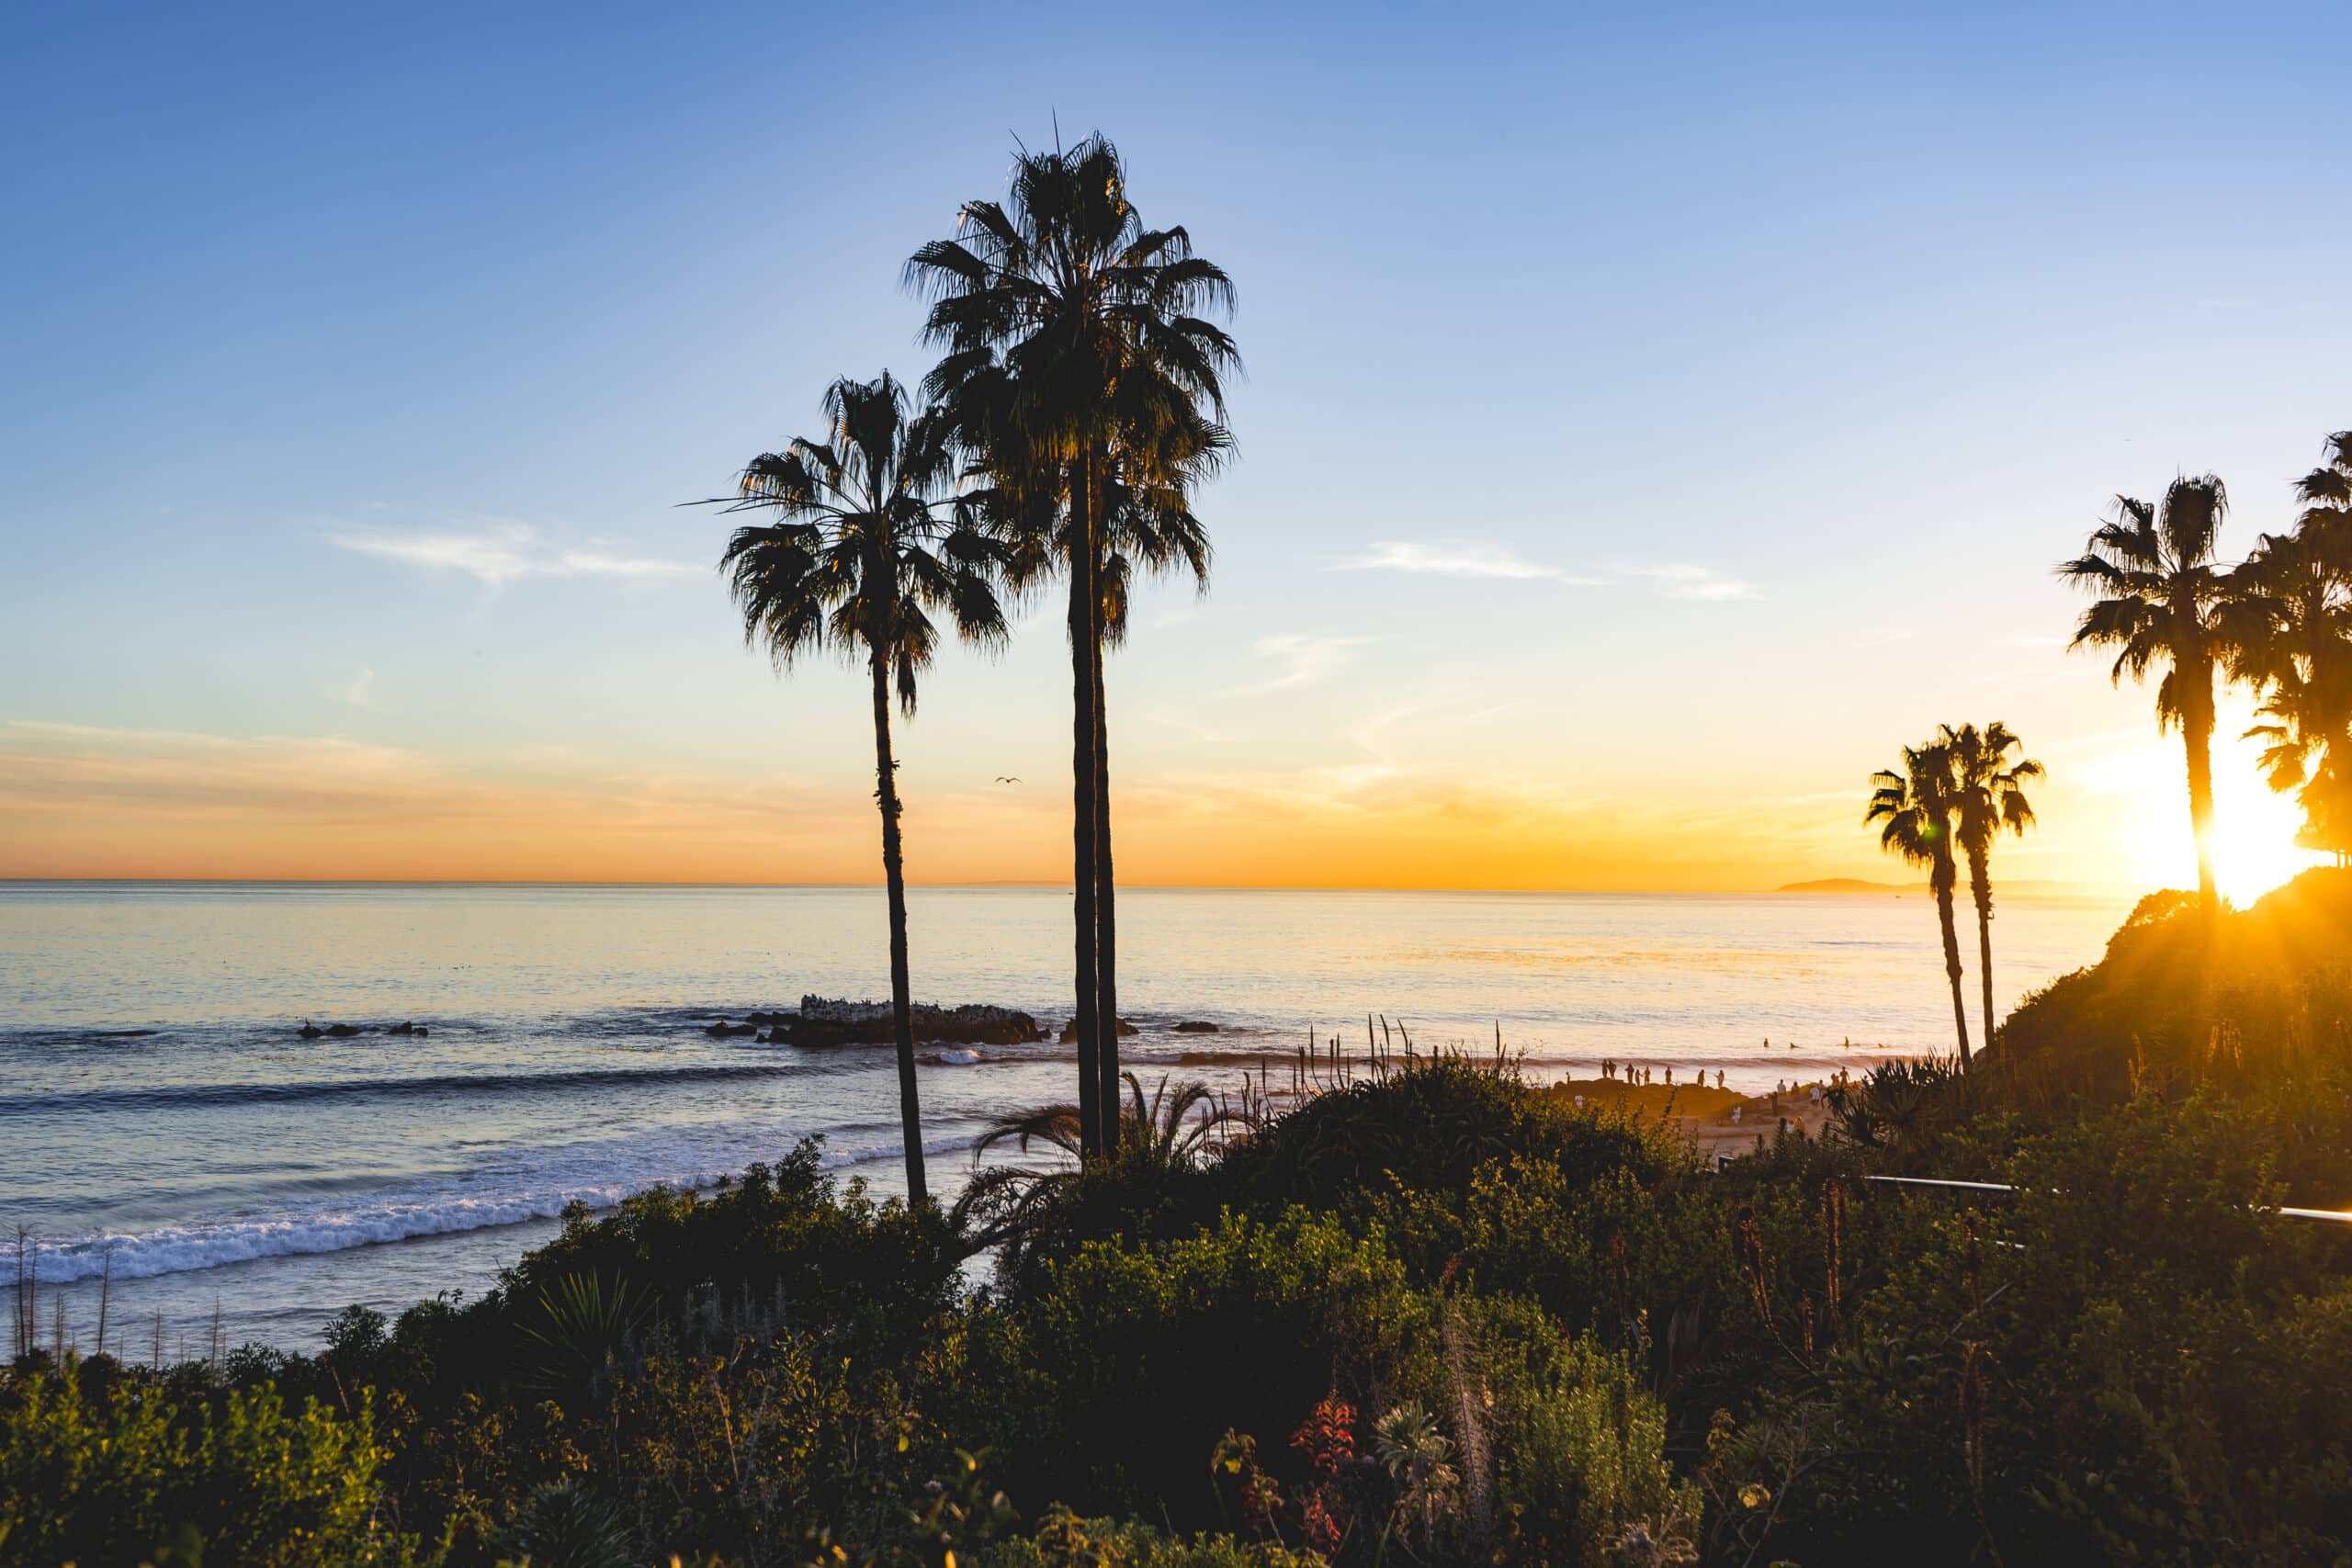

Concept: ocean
[[0, 880, 2128, 1353]]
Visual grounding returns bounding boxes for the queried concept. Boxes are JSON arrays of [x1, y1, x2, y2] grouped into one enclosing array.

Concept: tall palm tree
[[2293, 430, 2352, 541], [2058, 476, 2235, 913], [1867, 738, 1973, 1065], [1945, 722, 2042, 1045], [2232, 435, 2352, 863], [705, 373, 1007, 1204], [2232, 529, 2352, 810], [909, 133, 1238, 1155]]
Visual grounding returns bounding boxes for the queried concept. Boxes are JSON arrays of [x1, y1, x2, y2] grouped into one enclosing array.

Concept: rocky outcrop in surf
[[787, 996, 1046, 1047]]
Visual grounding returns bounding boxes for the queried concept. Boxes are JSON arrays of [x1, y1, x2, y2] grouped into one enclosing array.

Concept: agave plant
[[499, 1478, 635, 1568], [971, 1071, 1245, 1165], [950, 1073, 1250, 1260], [515, 1271, 649, 1396], [1374, 1399, 1462, 1550]]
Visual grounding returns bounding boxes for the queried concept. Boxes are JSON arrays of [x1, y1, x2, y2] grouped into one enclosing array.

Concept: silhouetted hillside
[[1991, 867, 2352, 1098]]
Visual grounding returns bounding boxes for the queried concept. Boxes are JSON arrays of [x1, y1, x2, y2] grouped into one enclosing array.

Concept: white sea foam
[[29, 1132, 984, 1283]]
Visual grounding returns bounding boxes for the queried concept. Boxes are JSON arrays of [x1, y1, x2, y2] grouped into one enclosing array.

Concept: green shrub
[[989, 1506, 1325, 1568], [984, 1209, 1428, 1524], [0, 1366, 396, 1567], [1463, 1302, 1699, 1568], [1220, 1056, 1667, 1211]]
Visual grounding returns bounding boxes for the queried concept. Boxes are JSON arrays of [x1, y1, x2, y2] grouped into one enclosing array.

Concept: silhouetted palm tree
[[2233, 530, 2350, 798], [909, 133, 1237, 1155], [2294, 430, 2352, 542], [1946, 723, 2042, 1045], [1867, 739, 1973, 1064], [2231, 436, 2352, 864], [2059, 476, 2235, 912], [706, 373, 1007, 1204]]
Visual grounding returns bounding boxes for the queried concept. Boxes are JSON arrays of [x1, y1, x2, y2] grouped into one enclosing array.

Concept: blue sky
[[4, 2, 2348, 892]]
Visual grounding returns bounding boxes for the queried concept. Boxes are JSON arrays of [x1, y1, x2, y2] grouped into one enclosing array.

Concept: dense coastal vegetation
[[10, 871, 2352, 1566]]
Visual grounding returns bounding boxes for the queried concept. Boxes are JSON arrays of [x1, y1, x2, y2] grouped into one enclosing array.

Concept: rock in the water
[[794, 995, 1045, 1047], [1174, 1020, 1220, 1034], [388, 1021, 415, 1035], [1057, 1016, 1141, 1043], [324, 1023, 362, 1038], [704, 1021, 759, 1039], [298, 1021, 323, 1039]]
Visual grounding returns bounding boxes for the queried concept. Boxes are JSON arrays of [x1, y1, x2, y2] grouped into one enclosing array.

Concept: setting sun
[[2113, 696, 2326, 907]]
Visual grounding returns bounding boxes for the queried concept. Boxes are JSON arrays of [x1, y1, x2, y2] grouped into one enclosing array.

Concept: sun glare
[[2120, 703, 2326, 907], [2209, 779, 2323, 906]]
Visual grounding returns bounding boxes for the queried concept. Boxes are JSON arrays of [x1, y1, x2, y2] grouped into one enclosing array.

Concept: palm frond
[[905, 132, 1238, 614]]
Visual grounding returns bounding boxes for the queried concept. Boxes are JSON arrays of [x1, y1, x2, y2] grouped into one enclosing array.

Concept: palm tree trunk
[[1968, 852, 1996, 1050], [1934, 862, 1973, 1068], [867, 647, 926, 1205], [1091, 527, 1121, 1155], [1068, 458, 1102, 1157], [2185, 683, 2219, 914]]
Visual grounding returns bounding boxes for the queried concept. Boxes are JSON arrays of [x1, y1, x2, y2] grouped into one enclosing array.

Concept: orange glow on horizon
[[0, 716, 2299, 898]]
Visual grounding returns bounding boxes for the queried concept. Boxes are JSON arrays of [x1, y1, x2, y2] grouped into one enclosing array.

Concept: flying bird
[[994, 775, 1022, 784]]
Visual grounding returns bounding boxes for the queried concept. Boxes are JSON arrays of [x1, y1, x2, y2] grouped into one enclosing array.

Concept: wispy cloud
[[1146, 708, 1230, 744], [1335, 540, 1755, 602], [328, 668, 384, 711], [1620, 564, 1758, 602], [560, 549, 701, 577], [331, 521, 698, 586], [1234, 633, 1369, 694], [1337, 541, 1596, 582]]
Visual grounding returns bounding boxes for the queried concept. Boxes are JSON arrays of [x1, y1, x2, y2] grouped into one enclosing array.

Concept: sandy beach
[[1541, 1073, 1840, 1160]]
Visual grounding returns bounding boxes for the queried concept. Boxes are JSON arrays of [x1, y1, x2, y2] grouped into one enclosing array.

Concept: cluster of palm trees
[[1866, 724, 2042, 1065], [1868, 428, 2352, 1064], [2058, 434, 2352, 908], [702, 133, 1236, 1202]]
